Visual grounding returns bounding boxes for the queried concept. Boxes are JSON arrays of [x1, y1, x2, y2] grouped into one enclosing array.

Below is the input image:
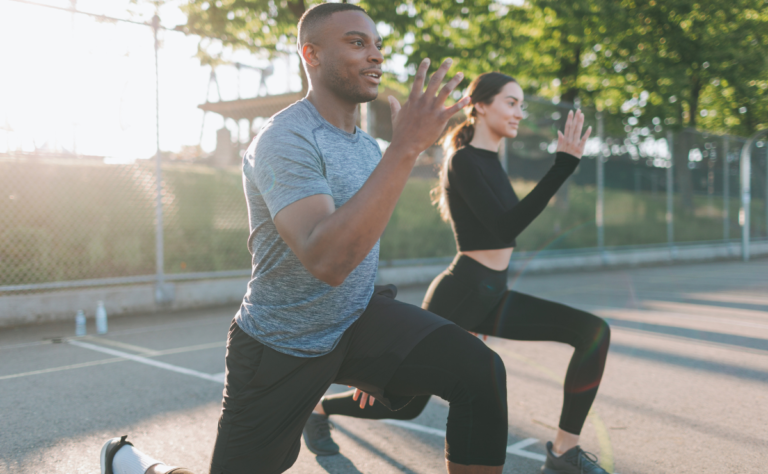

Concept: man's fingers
[[359, 393, 368, 409], [424, 58, 453, 98], [388, 96, 401, 123], [369, 395, 376, 407], [409, 58, 430, 100], [443, 96, 471, 117], [436, 71, 464, 105]]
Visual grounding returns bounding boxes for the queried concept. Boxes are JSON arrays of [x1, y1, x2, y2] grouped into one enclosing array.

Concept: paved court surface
[[1, 259, 767, 474]]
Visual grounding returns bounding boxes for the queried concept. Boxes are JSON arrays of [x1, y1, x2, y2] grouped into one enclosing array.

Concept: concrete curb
[[2, 240, 766, 328], [0, 278, 249, 328]]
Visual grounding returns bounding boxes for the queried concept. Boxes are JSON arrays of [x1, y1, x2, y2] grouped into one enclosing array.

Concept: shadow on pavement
[[314, 453, 364, 474], [333, 423, 420, 474], [610, 342, 768, 384], [606, 318, 768, 352]]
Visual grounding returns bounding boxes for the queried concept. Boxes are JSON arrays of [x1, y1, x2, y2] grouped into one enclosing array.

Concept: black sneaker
[[541, 441, 609, 474], [302, 413, 340, 456], [100, 435, 133, 474]]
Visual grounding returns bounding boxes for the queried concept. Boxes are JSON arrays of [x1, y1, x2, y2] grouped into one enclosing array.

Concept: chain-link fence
[[1, 1, 766, 295]]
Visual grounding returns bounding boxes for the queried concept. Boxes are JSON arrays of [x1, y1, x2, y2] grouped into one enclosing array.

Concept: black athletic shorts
[[209, 285, 451, 474]]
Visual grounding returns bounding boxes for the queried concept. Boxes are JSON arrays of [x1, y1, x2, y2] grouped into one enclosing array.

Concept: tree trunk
[[673, 127, 696, 212], [673, 77, 702, 213]]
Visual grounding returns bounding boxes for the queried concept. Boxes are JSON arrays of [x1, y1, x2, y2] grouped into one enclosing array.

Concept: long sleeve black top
[[444, 145, 580, 251]]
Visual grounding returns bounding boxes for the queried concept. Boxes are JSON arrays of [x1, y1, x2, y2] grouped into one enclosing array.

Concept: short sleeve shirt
[[235, 99, 382, 357]]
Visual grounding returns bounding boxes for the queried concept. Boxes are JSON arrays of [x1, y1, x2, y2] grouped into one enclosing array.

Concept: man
[[100, 4, 508, 474]]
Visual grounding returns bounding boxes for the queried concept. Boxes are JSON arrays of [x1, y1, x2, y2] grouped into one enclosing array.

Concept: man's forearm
[[304, 144, 419, 285]]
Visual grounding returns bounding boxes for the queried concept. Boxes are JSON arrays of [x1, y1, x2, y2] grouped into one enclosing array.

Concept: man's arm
[[274, 58, 468, 286]]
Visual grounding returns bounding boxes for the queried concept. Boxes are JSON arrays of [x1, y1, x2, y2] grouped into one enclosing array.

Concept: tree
[[593, 0, 768, 209]]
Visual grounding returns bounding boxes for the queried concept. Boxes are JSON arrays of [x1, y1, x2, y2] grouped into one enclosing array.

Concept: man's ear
[[301, 43, 320, 69]]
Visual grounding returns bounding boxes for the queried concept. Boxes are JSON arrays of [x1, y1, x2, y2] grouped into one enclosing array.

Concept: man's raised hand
[[388, 58, 470, 157]]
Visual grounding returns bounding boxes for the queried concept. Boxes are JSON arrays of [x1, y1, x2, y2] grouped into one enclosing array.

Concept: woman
[[304, 73, 611, 474]]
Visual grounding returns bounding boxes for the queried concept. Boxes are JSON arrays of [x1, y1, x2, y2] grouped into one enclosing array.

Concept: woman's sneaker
[[541, 441, 609, 474], [302, 413, 340, 456]]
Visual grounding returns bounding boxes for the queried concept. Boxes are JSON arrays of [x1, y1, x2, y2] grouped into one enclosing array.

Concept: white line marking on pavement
[[213, 372, 226, 383], [81, 335, 160, 356], [381, 419, 446, 437], [0, 357, 125, 381], [381, 419, 545, 462], [506, 438, 545, 461], [68, 340, 222, 383]]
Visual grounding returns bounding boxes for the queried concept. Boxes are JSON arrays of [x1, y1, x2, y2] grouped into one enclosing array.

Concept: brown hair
[[431, 72, 517, 221]]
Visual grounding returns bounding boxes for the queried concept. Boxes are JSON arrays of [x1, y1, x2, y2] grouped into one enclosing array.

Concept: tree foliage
[[173, 0, 768, 137]]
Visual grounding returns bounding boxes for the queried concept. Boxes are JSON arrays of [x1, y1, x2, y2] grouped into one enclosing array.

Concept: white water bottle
[[95, 301, 108, 334], [75, 310, 86, 336]]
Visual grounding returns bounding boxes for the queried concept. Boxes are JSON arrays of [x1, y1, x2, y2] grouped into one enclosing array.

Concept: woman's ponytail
[[431, 119, 475, 221]]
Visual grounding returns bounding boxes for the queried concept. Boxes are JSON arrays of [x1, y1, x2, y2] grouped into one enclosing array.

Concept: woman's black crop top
[[444, 145, 580, 251]]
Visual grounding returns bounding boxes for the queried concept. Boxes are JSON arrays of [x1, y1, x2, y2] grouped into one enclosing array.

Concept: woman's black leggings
[[323, 254, 610, 436]]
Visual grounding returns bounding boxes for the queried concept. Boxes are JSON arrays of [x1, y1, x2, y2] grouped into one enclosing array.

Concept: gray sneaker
[[302, 413, 340, 456], [541, 441, 609, 474]]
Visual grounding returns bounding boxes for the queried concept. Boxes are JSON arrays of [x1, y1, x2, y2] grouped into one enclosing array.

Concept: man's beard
[[325, 62, 378, 103]]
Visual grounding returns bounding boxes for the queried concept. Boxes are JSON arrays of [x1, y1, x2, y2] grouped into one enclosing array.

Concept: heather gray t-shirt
[[235, 99, 382, 357]]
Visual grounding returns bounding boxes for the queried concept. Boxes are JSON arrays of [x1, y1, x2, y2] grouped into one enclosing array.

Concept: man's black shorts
[[209, 285, 451, 474]]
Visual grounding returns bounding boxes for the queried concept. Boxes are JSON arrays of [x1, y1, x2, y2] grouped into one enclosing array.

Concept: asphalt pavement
[[1, 258, 767, 473]]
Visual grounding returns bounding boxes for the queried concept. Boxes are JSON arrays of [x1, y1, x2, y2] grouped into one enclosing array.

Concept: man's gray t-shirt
[[235, 99, 382, 357]]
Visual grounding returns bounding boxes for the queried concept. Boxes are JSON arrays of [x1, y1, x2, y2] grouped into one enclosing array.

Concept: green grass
[[1, 159, 764, 287]]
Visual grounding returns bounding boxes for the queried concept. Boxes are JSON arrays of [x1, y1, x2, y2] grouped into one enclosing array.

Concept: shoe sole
[[100, 437, 118, 474], [541, 468, 567, 474]]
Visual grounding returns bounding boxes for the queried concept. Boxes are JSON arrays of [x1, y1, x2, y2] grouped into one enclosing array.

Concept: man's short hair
[[297, 3, 367, 49]]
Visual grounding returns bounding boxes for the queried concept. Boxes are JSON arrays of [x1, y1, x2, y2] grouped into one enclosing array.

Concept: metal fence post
[[152, 15, 172, 303], [723, 136, 730, 242], [596, 112, 605, 251], [740, 139, 751, 261], [666, 131, 675, 254]]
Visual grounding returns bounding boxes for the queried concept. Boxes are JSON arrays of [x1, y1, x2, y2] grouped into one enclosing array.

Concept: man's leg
[[208, 321, 344, 474], [382, 324, 508, 472]]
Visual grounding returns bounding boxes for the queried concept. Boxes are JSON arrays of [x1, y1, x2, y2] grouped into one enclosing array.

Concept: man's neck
[[306, 86, 359, 134]]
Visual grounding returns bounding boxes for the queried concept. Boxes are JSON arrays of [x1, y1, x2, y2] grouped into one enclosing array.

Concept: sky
[[0, 0, 302, 161]]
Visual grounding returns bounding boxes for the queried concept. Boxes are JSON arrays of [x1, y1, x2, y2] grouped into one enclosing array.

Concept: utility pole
[[152, 14, 172, 303]]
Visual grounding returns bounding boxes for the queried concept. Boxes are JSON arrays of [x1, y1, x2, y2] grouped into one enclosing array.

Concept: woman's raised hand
[[556, 109, 592, 159]]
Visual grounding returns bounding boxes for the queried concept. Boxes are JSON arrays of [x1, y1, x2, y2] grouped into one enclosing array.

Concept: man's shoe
[[302, 413, 340, 456], [100, 435, 133, 474], [541, 441, 609, 474]]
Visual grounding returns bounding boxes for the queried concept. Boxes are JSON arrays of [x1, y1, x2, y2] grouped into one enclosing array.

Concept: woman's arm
[[451, 152, 579, 243], [452, 109, 591, 243]]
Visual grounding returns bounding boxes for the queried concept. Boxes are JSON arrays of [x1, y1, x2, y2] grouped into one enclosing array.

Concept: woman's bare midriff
[[461, 248, 514, 271]]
